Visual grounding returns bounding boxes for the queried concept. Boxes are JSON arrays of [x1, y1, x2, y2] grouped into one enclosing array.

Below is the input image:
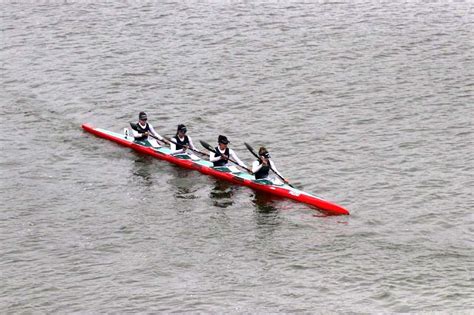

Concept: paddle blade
[[129, 122, 138, 131], [244, 142, 259, 159], [199, 140, 215, 153]]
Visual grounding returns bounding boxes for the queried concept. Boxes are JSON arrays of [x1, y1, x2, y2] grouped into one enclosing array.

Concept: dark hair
[[218, 135, 229, 144], [176, 124, 187, 136], [259, 147, 270, 159]]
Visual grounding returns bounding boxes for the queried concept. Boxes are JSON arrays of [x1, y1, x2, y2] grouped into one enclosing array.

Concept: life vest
[[134, 122, 150, 141], [174, 135, 189, 150], [213, 147, 230, 167], [254, 162, 270, 179]]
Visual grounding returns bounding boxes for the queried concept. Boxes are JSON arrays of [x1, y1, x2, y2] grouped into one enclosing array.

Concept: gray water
[[1, 1, 473, 313]]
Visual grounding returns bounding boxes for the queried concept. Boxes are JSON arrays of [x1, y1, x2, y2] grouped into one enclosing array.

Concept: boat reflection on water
[[252, 190, 278, 213], [130, 155, 156, 187], [168, 166, 200, 201], [209, 180, 235, 208], [252, 191, 282, 228]]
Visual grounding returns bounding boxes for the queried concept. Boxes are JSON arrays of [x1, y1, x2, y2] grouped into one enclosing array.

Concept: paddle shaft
[[163, 135, 208, 157], [244, 142, 294, 188], [148, 133, 170, 146], [200, 140, 253, 174], [130, 122, 170, 146], [130, 122, 208, 157]]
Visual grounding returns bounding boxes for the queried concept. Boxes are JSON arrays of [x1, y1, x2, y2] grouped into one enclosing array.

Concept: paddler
[[170, 124, 197, 154], [210, 135, 248, 169], [252, 147, 289, 184], [131, 111, 166, 147]]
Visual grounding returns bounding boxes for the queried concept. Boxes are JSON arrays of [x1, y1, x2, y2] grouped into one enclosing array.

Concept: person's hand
[[184, 145, 189, 151], [222, 154, 229, 161], [284, 178, 290, 184], [143, 131, 149, 137]]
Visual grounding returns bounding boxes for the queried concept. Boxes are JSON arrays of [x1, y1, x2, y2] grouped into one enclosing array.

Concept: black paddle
[[162, 135, 208, 157], [244, 142, 294, 188], [199, 140, 253, 174]]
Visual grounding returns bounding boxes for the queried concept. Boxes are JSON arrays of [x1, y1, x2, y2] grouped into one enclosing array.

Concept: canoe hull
[[82, 124, 349, 215]]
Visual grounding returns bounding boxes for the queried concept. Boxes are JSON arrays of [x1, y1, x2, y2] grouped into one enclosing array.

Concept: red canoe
[[82, 124, 349, 215]]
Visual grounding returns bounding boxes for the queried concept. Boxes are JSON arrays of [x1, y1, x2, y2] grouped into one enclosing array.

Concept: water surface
[[1, 1, 473, 313]]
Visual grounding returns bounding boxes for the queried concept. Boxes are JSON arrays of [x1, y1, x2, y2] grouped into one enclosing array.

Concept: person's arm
[[131, 128, 142, 138], [229, 149, 247, 168], [269, 160, 287, 182], [187, 136, 196, 151], [148, 124, 164, 141], [170, 138, 180, 154], [170, 137, 187, 154], [252, 160, 263, 173], [209, 151, 221, 162], [131, 124, 147, 138]]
